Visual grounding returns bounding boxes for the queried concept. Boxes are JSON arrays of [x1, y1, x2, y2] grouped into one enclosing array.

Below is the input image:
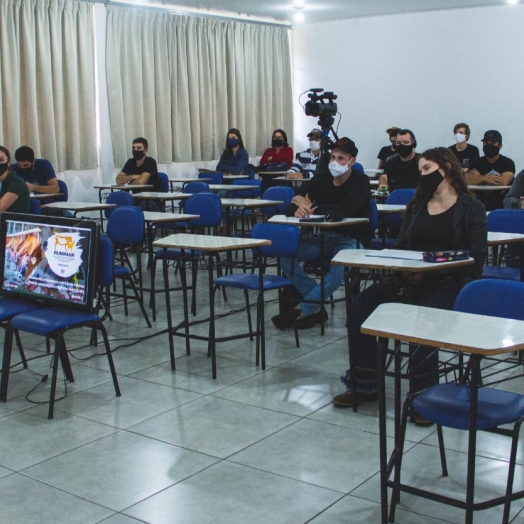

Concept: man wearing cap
[[378, 129, 420, 192], [466, 130, 515, 210], [448, 123, 479, 171], [286, 129, 323, 180], [273, 137, 371, 329], [376, 127, 400, 172]]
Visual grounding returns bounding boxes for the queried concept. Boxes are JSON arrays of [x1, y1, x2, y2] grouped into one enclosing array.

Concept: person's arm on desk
[[377, 173, 388, 191], [116, 171, 145, 184], [27, 176, 59, 193]]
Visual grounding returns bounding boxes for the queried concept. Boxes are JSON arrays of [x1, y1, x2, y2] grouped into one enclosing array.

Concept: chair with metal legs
[[389, 279, 524, 523], [0, 234, 121, 419], [107, 206, 152, 327]]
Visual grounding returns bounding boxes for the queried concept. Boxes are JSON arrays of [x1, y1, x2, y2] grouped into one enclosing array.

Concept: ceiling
[[116, 0, 518, 24]]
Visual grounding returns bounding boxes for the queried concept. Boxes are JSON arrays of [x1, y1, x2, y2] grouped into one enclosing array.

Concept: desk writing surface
[[42, 202, 116, 212], [169, 177, 211, 183], [376, 204, 406, 213], [132, 192, 189, 200], [143, 212, 199, 223], [30, 192, 62, 200], [220, 198, 283, 208], [222, 174, 249, 180], [257, 171, 288, 176], [208, 184, 258, 192], [153, 233, 271, 252], [331, 248, 474, 272], [361, 303, 524, 355], [268, 214, 368, 228], [468, 185, 512, 191], [487, 232, 524, 245], [94, 184, 153, 190]]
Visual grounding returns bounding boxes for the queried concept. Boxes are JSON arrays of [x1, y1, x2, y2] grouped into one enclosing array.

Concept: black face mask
[[483, 144, 499, 158], [132, 150, 145, 160], [0, 163, 8, 176], [420, 168, 444, 195], [18, 166, 33, 176], [395, 144, 414, 158], [272, 139, 284, 148]]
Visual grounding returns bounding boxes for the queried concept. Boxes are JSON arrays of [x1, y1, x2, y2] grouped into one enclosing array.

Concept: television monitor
[[0, 212, 99, 312]]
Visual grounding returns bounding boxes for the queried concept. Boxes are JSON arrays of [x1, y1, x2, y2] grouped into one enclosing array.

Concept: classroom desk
[[257, 171, 288, 178], [41, 201, 117, 233], [168, 177, 212, 191], [208, 184, 259, 196], [93, 184, 153, 203], [468, 185, 512, 191], [268, 214, 369, 334], [273, 176, 307, 188], [375, 204, 407, 247], [153, 233, 271, 377], [220, 198, 284, 235], [132, 191, 189, 212], [222, 174, 249, 181], [361, 302, 524, 524], [30, 192, 63, 200], [331, 248, 474, 420], [486, 231, 524, 281]]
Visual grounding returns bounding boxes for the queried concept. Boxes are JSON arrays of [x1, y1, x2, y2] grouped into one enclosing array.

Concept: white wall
[[291, 4, 524, 172]]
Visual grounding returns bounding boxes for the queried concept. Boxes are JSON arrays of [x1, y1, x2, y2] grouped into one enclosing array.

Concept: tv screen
[[0, 213, 99, 312]]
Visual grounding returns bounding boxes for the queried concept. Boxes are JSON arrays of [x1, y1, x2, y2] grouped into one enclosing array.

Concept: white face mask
[[309, 140, 320, 152], [454, 133, 467, 144], [328, 160, 350, 178]]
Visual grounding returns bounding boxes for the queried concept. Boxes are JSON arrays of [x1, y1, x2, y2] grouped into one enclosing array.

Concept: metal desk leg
[[163, 248, 176, 370], [378, 336, 389, 524]]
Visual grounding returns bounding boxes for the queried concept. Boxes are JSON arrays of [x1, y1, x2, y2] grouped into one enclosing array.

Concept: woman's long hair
[[224, 128, 245, 158], [406, 147, 471, 214]]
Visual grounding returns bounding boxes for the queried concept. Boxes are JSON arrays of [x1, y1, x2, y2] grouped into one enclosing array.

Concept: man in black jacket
[[273, 137, 371, 329]]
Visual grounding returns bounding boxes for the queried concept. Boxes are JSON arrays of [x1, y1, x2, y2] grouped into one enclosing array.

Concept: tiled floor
[[1, 255, 524, 523]]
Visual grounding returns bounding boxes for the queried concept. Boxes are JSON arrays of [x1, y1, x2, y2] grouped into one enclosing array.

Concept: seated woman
[[0, 146, 31, 214], [332, 147, 487, 415], [259, 129, 293, 171], [216, 128, 249, 176]]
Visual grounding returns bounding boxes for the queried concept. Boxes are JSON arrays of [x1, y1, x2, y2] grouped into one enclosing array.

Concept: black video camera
[[304, 88, 338, 130]]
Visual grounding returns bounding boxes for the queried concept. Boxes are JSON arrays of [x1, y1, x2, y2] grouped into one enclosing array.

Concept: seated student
[[466, 130, 515, 211], [332, 148, 487, 413], [11, 146, 59, 197], [116, 137, 161, 192], [0, 146, 31, 214], [273, 137, 371, 330], [259, 129, 294, 171], [378, 129, 420, 192], [215, 128, 249, 176], [448, 122, 479, 171], [376, 126, 400, 172], [504, 169, 524, 209], [286, 128, 322, 180]]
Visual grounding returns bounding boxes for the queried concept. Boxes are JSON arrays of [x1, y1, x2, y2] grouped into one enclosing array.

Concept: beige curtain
[[0, 0, 97, 171], [106, 5, 293, 166]]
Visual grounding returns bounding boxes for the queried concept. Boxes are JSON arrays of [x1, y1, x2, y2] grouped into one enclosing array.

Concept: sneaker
[[271, 309, 301, 330], [332, 390, 379, 407], [295, 307, 328, 329]]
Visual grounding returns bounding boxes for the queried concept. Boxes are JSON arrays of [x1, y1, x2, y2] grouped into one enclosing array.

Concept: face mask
[[132, 150, 145, 160], [420, 168, 445, 194], [228, 138, 240, 148], [395, 144, 414, 158], [272, 138, 284, 148], [309, 140, 320, 151], [18, 166, 33, 176], [328, 160, 350, 178], [454, 133, 467, 144], [0, 163, 8, 176], [483, 144, 499, 157]]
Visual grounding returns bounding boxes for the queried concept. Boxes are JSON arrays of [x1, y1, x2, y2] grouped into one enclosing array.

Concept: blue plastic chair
[[483, 209, 524, 282], [178, 181, 210, 214], [107, 206, 151, 327], [353, 162, 364, 173], [0, 234, 121, 419], [104, 191, 133, 219], [213, 223, 302, 370], [260, 186, 294, 219], [229, 179, 262, 199], [199, 172, 223, 184], [390, 279, 524, 523], [29, 198, 41, 215], [150, 193, 223, 322], [56, 180, 68, 202], [370, 188, 415, 250], [158, 172, 169, 193]]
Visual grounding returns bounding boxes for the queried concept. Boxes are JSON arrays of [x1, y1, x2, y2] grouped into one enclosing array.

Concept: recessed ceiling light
[[294, 0, 305, 7], [294, 11, 305, 22], [508, 0, 518, 4]]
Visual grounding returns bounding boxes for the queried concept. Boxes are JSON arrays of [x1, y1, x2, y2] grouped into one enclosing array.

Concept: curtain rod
[[82, 0, 292, 28]]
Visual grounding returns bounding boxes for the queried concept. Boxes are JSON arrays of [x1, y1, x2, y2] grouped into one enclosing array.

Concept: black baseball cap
[[331, 137, 358, 157], [307, 128, 322, 139], [482, 130, 502, 143]]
